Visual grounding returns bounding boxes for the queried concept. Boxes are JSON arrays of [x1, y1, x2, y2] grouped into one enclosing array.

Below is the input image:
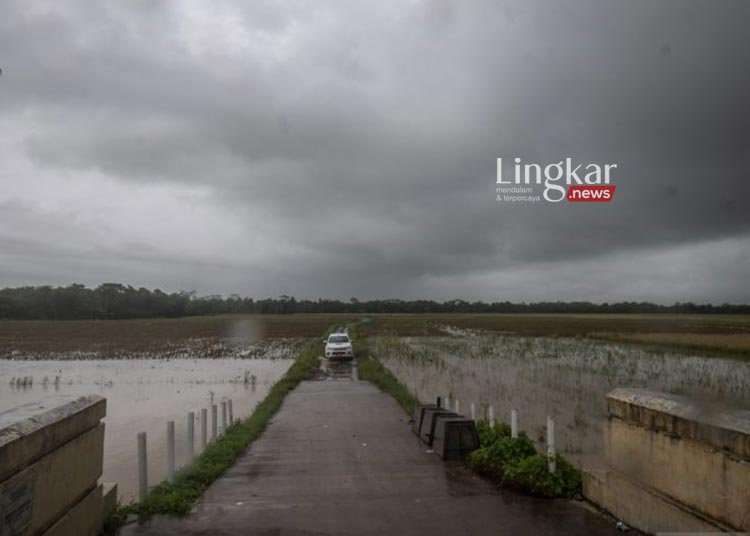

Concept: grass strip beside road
[[350, 324, 419, 417], [106, 340, 321, 530]]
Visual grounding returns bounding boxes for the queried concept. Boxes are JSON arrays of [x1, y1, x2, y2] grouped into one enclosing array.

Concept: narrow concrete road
[[122, 379, 619, 535]]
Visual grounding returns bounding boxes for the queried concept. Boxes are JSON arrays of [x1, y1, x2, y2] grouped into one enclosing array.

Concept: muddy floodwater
[[371, 333, 750, 469], [0, 357, 294, 501]]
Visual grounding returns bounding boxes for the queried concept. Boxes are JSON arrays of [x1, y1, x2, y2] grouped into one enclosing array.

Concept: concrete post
[[445, 396, 450, 410], [201, 408, 208, 450], [547, 416, 556, 473], [187, 412, 195, 463], [511, 409, 518, 439], [228, 399, 234, 425], [489, 405, 495, 427], [137, 432, 148, 501], [454, 399, 460, 415], [221, 401, 228, 432], [470, 402, 476, 420], [211, 404, 218, 441], [167, 420, 175, 483]]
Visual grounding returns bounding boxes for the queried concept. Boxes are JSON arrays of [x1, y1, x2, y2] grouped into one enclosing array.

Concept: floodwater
[[0, 357, 294, 501], [318, 357, 356, 380], [371, 334, 750, 469]]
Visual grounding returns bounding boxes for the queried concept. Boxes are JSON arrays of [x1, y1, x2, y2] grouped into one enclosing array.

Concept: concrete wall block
[[102, 482, 118, 521], [0, 395, 106, 483], [42, 484, 103, 536], [583, 469, 725, 535], [607, 388, 750, 459], [605, 413, 750, 531], [0, 424, 104, 535]]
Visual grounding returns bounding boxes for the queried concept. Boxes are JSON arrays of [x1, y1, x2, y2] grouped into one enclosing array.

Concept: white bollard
[[488, 405, 495, 427], [470, 402, 476, 420], [454, 399, 460, 415], [228, 399, 234, 425], [221, 401, 228, 432], [445, 396, 450, 410], [547, 416, 556, 473], [201, 408, 208, 450], [212, 405, 218, 441], [187, 412, 195, 463], [511, 409, 518, 439], [137, 432, 148, 501], [167, 421, 175, 483]]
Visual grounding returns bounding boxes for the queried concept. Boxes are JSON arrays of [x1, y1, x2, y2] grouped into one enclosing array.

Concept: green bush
[[503, 453, 582, 498], [475, 420, 512, 446], [467, 430, 536, 479], [468, 419, 582, 499]]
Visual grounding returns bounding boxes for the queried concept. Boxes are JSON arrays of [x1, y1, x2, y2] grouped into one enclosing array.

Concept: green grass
[[105, 339, 321, 530], [350, 324, 419, 416]]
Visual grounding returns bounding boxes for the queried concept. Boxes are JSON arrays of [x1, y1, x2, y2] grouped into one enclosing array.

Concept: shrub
[[503, 453, 582, 498], [476, 420, 512, 446], [468, 419, 582, 499], [467, 431, 536, 480]]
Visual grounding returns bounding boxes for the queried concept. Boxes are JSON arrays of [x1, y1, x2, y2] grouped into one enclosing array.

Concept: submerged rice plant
[[370, 333, 750, 468]]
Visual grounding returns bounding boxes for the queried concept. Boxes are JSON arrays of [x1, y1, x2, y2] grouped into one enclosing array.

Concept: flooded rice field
[[0, 336, 301, 361], [370, 333, 750, 469], [0, 343, 300, 501]]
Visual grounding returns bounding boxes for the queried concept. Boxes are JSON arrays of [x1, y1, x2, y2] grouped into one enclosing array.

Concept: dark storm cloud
[[0, 0, 748, 301]]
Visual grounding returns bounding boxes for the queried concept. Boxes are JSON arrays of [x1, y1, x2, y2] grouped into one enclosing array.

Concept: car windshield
[[328, 335, 349, 343]]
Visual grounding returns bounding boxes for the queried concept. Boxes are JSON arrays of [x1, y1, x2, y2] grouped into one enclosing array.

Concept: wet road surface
[[120, 373, 620, 535]]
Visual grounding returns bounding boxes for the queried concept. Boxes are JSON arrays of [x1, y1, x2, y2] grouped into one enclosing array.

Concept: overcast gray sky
[[1, 0, 748, 302]]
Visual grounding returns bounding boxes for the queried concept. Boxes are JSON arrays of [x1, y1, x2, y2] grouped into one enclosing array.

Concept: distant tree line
[[0, 284, 747, 320]]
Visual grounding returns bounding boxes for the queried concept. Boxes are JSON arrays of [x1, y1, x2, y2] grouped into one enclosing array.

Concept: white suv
[[325, 333, 354, 359]]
